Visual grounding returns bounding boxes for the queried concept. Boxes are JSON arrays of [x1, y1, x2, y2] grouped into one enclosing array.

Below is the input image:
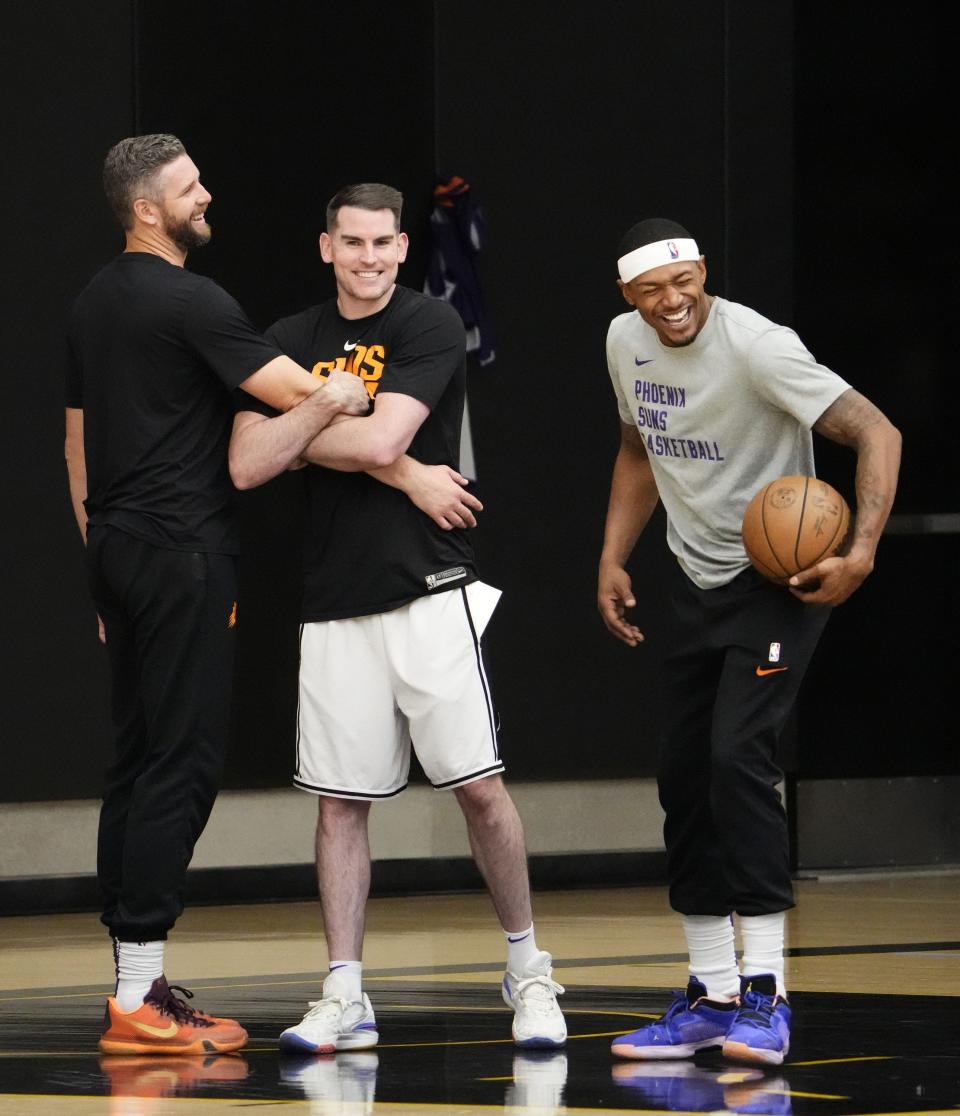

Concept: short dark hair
[[326, 183, 403, 231], [102, 134, 186, 230], [618, 218, 693, 259]]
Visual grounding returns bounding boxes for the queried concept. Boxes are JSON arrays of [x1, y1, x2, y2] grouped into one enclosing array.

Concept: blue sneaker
[[722, 973, 791, 1065], [611, 977, 737, 1059]]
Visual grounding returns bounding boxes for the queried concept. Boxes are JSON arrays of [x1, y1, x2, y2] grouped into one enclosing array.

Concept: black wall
[[2, 1, 952, 803], [792, 6, 955, 777], [2, 1, 131, 802]]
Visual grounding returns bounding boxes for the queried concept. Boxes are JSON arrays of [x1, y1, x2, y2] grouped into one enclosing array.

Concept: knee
[[711, 736, 781, 798], [455, 774, 508, 820], [317, 795, 369, 834]]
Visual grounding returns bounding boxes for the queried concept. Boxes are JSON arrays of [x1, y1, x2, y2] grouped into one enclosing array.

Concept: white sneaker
[[278, 994, 378, 1054], [502, 950, 567, 1048]]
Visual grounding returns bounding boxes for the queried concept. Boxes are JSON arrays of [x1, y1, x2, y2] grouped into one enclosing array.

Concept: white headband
[[617, 237, 700, 283]]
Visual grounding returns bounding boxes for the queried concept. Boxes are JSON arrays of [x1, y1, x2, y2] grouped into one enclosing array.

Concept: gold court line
[[0, 1031, 627, 1059], [771, 1088, 850, 1100], [788, 1055, 895, 1067], [377, 1030, 625, 1049]]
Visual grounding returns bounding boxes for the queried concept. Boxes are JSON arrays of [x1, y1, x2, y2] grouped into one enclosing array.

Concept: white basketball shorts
[[294, 581, 504, 799]]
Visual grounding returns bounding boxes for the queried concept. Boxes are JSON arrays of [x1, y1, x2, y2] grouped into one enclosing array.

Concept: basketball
[[741, 475, 850, 583]]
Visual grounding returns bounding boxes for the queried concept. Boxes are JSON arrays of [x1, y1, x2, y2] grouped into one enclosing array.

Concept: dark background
[[1, 1, 953, 804]]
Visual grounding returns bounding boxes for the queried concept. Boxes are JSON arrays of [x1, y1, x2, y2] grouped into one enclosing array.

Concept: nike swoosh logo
[[756, 666, 789, 676], [634, 358, 654, 366], [131, 1020, 179, 1038], [343, 341, 358, 351]]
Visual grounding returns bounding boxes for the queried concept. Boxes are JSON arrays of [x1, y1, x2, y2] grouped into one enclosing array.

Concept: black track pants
[[658, 565, 830, 917], [86, 525, 237, 941]]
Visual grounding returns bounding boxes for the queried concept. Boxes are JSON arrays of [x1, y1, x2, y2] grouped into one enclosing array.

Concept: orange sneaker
[[99, 976, 248, 1055]]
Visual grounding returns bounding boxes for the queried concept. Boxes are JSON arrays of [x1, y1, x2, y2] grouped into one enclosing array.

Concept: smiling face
[[319, 206, 408, 319], [154, 154, 212, 251], [619, 257, 712, 347]]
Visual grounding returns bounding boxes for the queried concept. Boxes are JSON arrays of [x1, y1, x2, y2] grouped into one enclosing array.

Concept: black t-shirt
[[65, 253, 281, 553], [254, 285, 477, 620]]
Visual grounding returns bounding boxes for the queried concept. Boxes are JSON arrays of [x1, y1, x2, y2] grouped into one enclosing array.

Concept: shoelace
[[735, 990, 776, 1026], [657, 990, 689, 1022], [303, 996, 351, 1021], [146, 983, 215, 1028], [513, 973, 565, 1015]]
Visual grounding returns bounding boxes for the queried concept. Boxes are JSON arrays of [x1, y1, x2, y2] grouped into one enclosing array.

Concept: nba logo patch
[[768, 642, 781, 663], [668, 240, 679, 259]]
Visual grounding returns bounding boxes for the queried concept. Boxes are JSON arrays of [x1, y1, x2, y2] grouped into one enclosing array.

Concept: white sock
[[114, 939, 164, 1013], [681, 915, 740, 1000], [504, 924, 539, 974], [323, 960, 363, 1002], [739, 912, 787, 997]]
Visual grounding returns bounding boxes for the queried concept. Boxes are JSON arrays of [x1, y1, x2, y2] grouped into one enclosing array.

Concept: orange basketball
[[741, 475, 851, 584]]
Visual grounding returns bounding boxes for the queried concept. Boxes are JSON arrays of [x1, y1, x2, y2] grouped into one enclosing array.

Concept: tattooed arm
[[789, 388, 901, 605]]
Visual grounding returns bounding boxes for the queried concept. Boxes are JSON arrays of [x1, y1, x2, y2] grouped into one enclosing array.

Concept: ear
[[397, 231, 409, 263], [618, 278, 637, 309], [319, 231, 333, 263], [697, 256, 707, 283], [132, 197, 160, 227]]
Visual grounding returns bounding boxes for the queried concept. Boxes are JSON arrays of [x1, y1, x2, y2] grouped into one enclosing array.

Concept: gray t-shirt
[[606, 297, 850, 588]]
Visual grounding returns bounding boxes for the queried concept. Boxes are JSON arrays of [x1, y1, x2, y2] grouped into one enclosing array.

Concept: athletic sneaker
[[722, 973, 791, 1065], [610, 976, 737, 1059], [502, 950, 567, 1048], [278, 994, 379, 1054], [99, 976, 248, 1055]]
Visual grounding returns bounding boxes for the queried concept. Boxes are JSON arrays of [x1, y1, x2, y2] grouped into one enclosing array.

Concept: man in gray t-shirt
[[599, 218, 901, 1067]]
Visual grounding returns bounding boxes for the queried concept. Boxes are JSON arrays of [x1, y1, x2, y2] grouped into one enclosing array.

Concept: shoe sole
[[514, 1034, 567, 1049], [278, 1030, 379, 1055], [99, 1035, 247, 1056], [722, 1038, 788, 1066], [610, 1037, 723, 1060]]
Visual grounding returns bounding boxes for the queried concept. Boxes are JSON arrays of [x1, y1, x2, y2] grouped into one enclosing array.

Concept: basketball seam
[[759, 481, 791, 578], [747, 550, 788, 583], [793, 476, 811, 574]]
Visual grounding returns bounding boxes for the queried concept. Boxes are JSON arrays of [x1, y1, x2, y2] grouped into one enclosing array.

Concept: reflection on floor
[[0, 872, 957, 1114]]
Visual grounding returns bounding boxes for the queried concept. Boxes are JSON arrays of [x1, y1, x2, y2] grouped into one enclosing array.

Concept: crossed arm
[[229, 384, 483, 531]]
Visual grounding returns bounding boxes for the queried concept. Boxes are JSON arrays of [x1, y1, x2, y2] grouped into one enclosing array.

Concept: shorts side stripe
[[292, 777, 409, 800], [460, 587, 500, 761], [432, 762, 505, 790], [294, 622, 305, 779]]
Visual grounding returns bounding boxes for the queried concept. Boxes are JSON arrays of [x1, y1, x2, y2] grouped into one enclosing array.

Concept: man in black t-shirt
[[64, 134, 373, 1055], [231, 183, 567, 1053]]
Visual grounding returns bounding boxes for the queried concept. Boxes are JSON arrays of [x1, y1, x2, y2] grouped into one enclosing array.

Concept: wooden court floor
[[0, 871, 957, 1114]]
